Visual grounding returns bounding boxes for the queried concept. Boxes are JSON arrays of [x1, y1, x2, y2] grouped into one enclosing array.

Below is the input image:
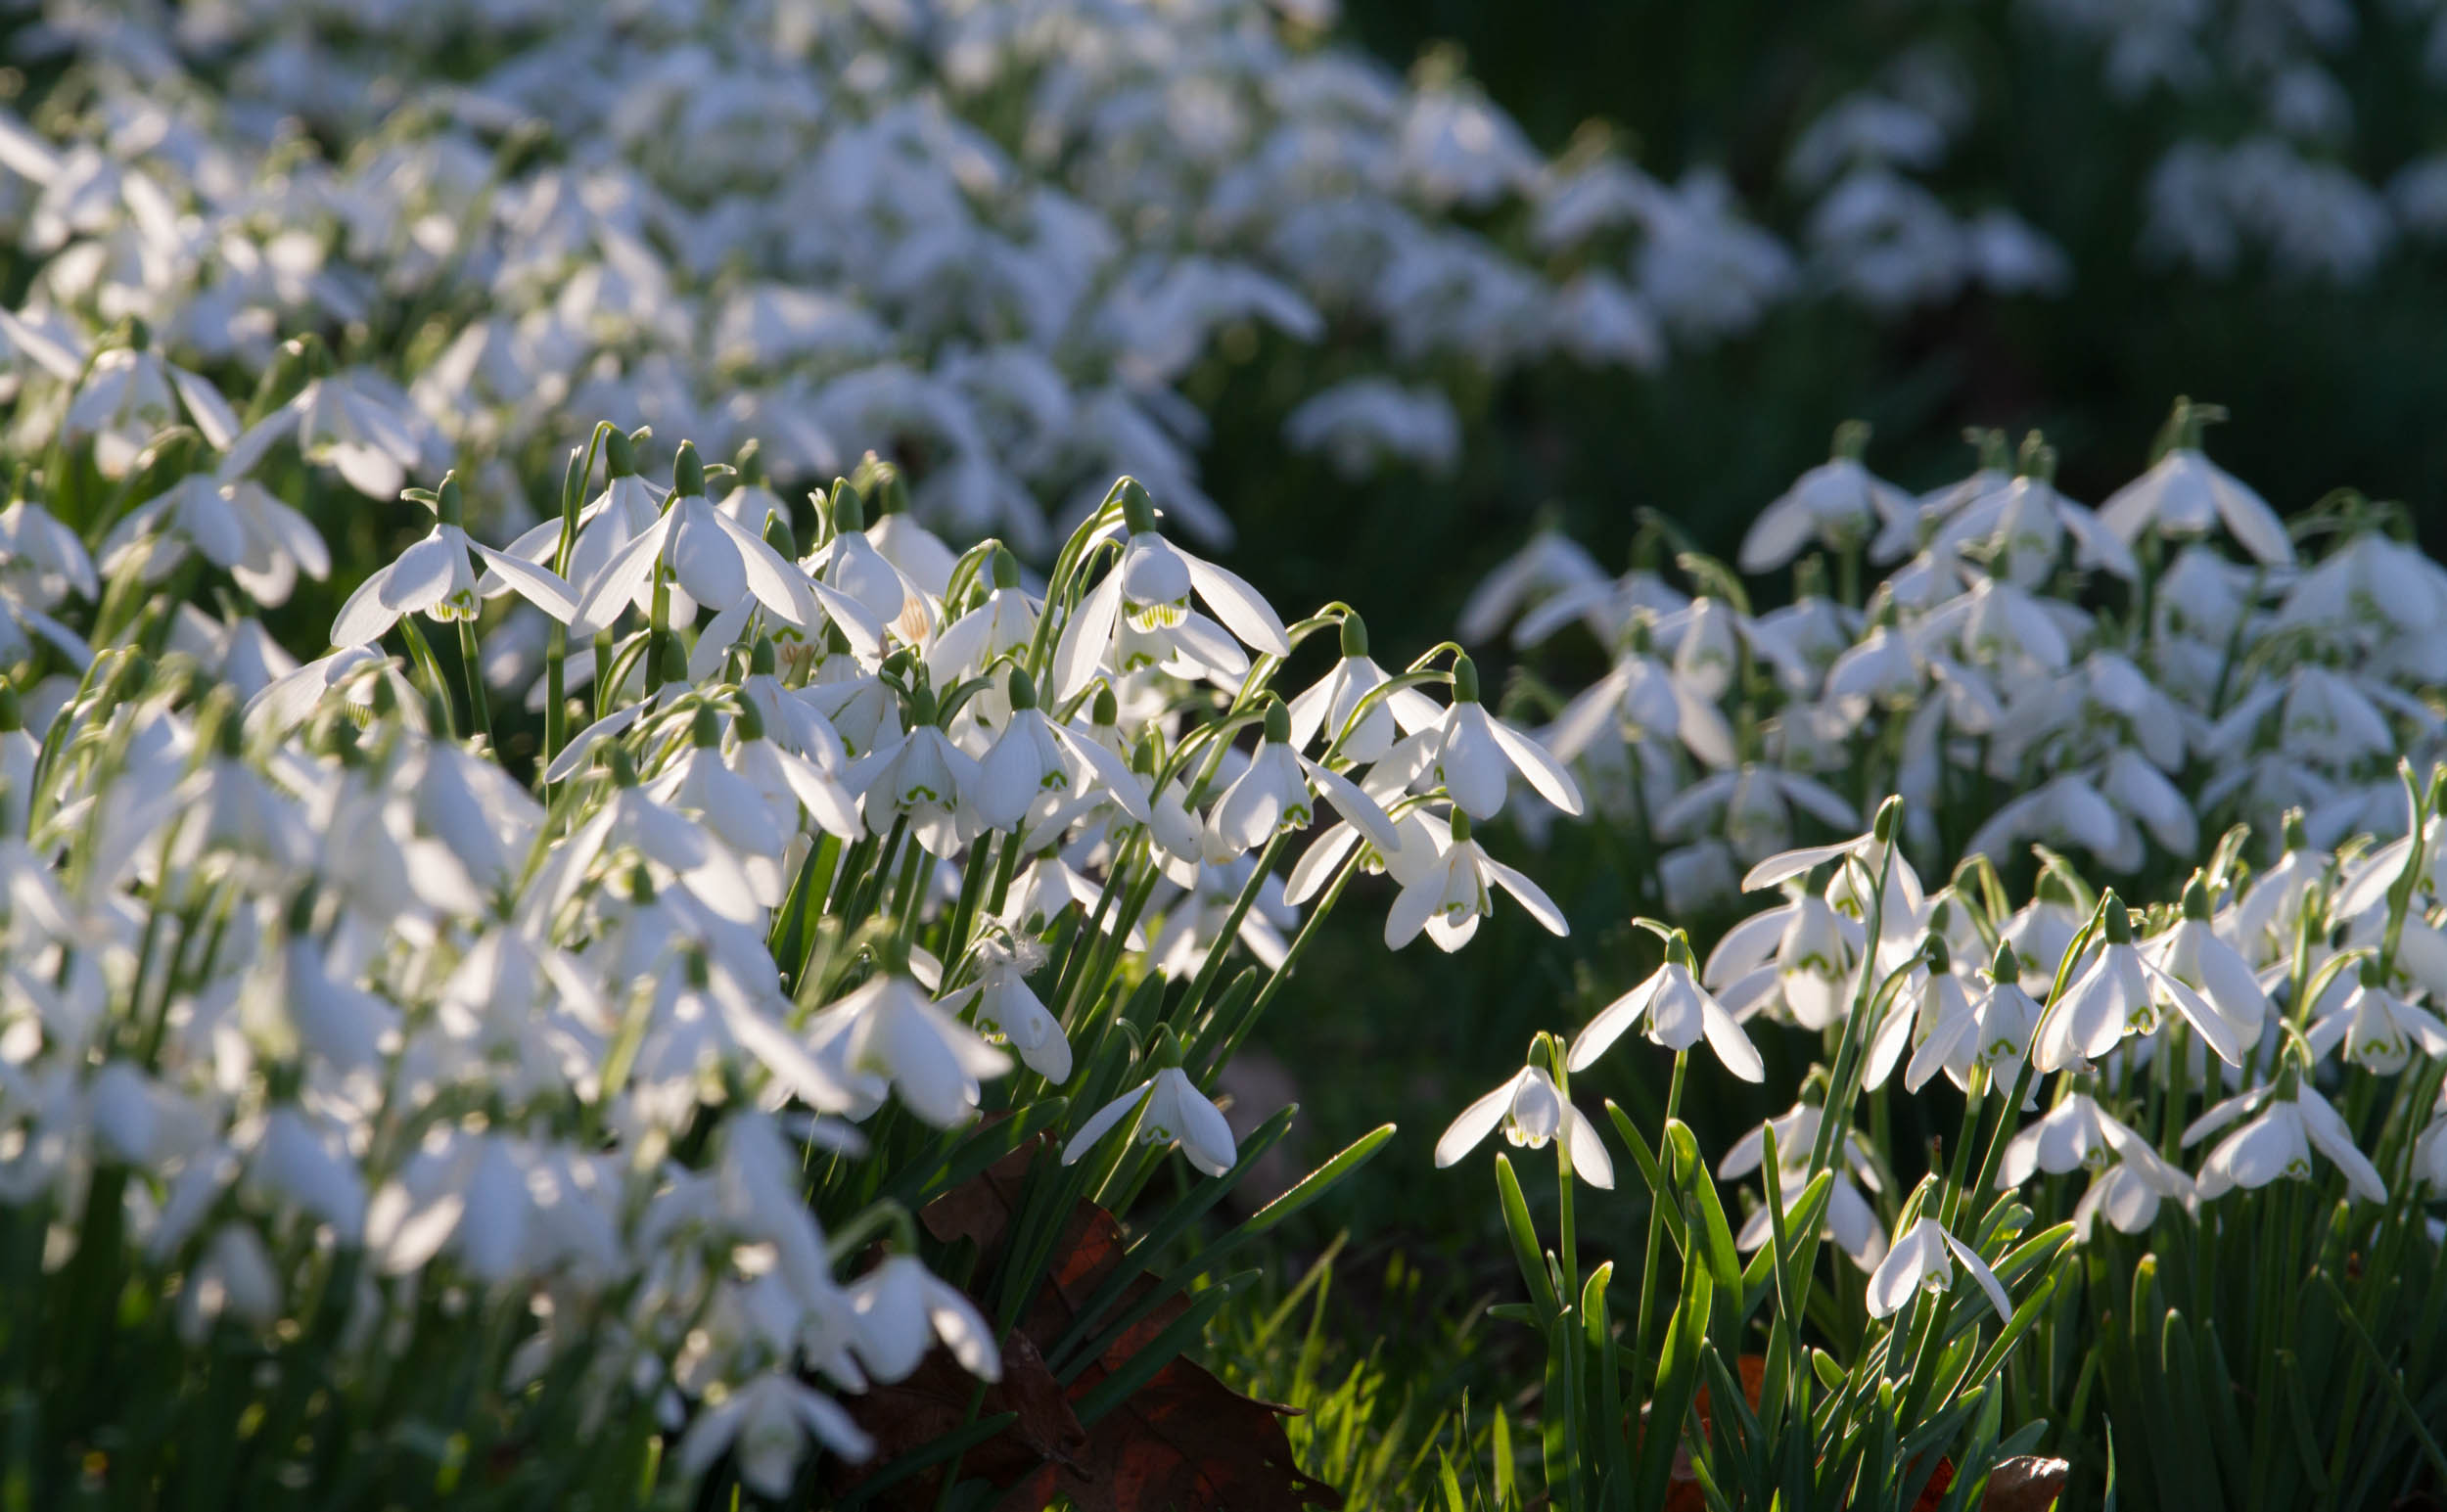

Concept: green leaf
[[1666, 1121, 1741, 1294], [1605, 1102, 1689, 1254], [1495, 1155, 1560, 1322], [1243, 1123, 1396, 1236]]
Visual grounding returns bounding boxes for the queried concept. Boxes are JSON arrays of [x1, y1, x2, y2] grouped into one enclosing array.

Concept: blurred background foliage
[[1202, 0, 2447, 664]]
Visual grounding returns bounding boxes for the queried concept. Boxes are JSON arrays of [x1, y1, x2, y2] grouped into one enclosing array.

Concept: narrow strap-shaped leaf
[[1241, 1123, 1395, 1236], [1495, 1154, 1561, 1322]]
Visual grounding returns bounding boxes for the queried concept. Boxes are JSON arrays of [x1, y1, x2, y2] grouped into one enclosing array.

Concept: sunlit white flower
[[1865, 1214, 2010, 1322], [1062, 1064, 1237, 1177], [1433, 1060, 1613, 1188], [1372, 807, 1554, 948], [2186, 1082, 2386, 1204], [1051, 488, 1290, 702], [804, 972, 1011, 1127], [331, 475, 575, 646], [1568, 930, 1763, 1080]]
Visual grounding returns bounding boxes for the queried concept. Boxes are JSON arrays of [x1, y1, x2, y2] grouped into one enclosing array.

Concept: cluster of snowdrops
[[0, 309, 1610, 1500], [1431, 413, 2447, 1508]]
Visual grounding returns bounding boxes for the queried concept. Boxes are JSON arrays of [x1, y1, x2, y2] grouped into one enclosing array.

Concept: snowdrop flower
[[1864, 945, 1974, 1091], [331, 474, 576, 646], [2071, 1159, 2194, 1240], [1705, 887, 1868, 1031], [1062, 1063, 1237, 1177], [1934, 457, 2137, 585], [1284, 613, 1442, 764], [574, 444, 878, 655], [1909, 941, 2042, 1094], [673, 1372, 872, 1497], [1051, 482, 1289, 703], [1455, 528, 1611, 645], [846, 1253, 1001, 1384], [1998, 1092, 2166, 1187], [1568, 926, 1763, 1080], [2304, 971, 2447, 1074], [103, 465, 330, 609], [60, 324, 239, 477], [1737, 422, 1913, 573], [939, 938, 1069, 1082], [973, 668, 1148, 833], [1206, 702, 1401, 860], [227, 351, 428, 501], [1434, 1055, 1613, 1188], [804, 969, 1010, 1127], [808, 479, 935, 648], [1543, 619, 1735, 769], [2416, 1091, 2447, 1197], [1722, 1103, 1888, 1271], [2186, 1081, 2386, 1204], [1655, 762, 1859, 866], [176, 1223, 281, 1346], [2032, 896, 2241, 1072], [1383, 808, 1567, 952], [2143, 877, 2271, 1040], [1866, 1214, 2011, 1322], [842, 685, 988, 858], [2098, 401, 2293, 566], [1428, 656, 1585, 822]]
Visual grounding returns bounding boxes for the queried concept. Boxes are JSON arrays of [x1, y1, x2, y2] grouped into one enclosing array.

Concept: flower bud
[[1872, 795, 1901, 844], [852, 452, 906, 516], [435, 471, 463, 527], [830, 478, 864, 532], [1990, 939, 2019, 982], [1451, 654, 1480, 705], [1120, 478, 1157, 536], [991, 544, 1020, 590], [751, 637, 777, 677], [1923, 933, 1951, 974], [691, 707, 720, 749], [605, 426, 638, 480], [733, 696, 765, 743], [2101, 893, 2132, 944], [763, 512, 798, 559], [1340, 612, 1369, 659], [1263, 700, 1290, 745], [2182, 874, 2213, 922], [735, 439, 764, 487], [1147, 1024, 1184, 1071], [1831, 419, 1871, 461], [1008, 666, 1039, 711], [2282, 808, 2307, 852], [1449, 807, 1470, 844], [285, 885, 318, 937], [604, 745, 637, 787], [671, 440, 703, 499], [908, 683, 939, 728], [658, 631, 686, 686], [1092, 686, 1119, 726], [209, 693, 244, 759]]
